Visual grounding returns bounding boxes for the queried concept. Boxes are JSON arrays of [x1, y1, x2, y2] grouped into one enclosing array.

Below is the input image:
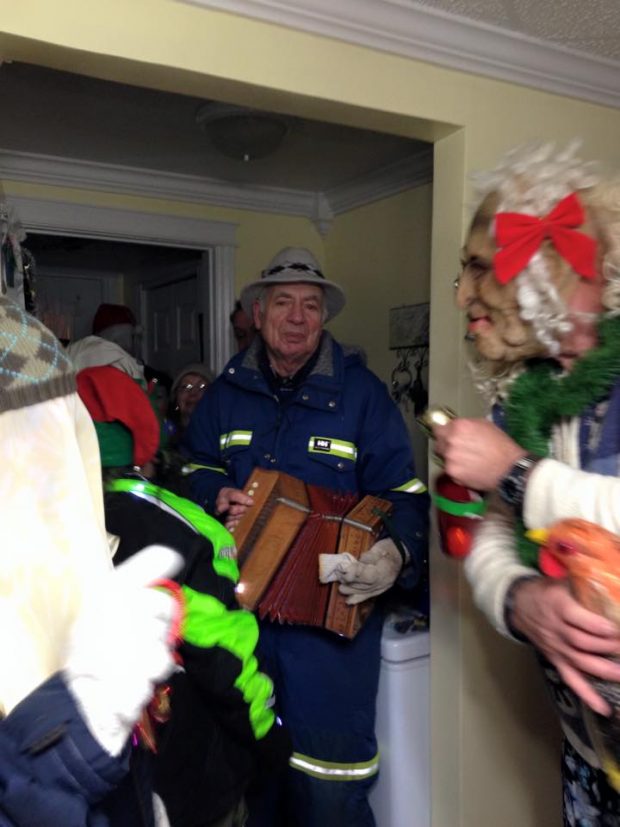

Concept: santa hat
[[77, 365, 160, 467], [92, 303, 136, 335]]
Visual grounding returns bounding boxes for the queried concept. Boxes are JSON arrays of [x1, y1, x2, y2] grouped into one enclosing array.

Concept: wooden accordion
[[230, 468, 392, 638]]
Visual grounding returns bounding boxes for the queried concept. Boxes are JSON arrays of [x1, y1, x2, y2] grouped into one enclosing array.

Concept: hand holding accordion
[[229, 468, 392, 638], [319, 538, 405, 605]]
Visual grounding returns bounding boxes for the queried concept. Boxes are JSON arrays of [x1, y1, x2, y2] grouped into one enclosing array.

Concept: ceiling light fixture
[[195, 102, 291, 162]]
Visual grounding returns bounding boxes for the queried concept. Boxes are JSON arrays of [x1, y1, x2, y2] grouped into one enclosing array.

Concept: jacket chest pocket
[[307, 435, 358, 474]]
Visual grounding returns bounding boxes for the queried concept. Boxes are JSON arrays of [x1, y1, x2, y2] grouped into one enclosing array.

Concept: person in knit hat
[[0, 296, 181, 826], [169, 363, 215, 439], [158, 363, 216, 496], [77, 365, 291, 827]]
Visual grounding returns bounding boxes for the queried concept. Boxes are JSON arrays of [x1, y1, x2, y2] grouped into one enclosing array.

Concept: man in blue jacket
[[185, 247, 429, 826]]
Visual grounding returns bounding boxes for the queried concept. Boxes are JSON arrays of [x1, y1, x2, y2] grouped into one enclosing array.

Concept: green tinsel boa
[[504, 316, 620, 567]]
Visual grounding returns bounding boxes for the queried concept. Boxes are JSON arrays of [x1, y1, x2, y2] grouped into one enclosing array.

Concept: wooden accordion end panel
[[231, 468, 393, 638], [231, 468, 310, 611], [323, 495, 393, 638]]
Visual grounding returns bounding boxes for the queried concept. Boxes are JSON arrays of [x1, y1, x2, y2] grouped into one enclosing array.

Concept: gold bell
[[416, 405, 457, 440]]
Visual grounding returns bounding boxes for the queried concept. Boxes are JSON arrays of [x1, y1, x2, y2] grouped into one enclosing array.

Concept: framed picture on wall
[[389, 302, 429, 350]]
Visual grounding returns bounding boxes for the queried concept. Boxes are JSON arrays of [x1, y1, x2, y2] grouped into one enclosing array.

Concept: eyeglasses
[[180, 382, 207, 393]]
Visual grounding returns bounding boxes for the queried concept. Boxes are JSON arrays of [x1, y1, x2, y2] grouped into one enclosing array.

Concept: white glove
[[319, 538, 405, 605], [65, 545, 182, 757]]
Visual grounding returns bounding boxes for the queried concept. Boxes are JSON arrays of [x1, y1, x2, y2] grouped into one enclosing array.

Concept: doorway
[[25, 232, 213, 381], [13, 202, 238, 375]]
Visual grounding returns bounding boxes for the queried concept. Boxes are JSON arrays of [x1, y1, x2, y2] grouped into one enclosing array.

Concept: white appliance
[[370, 622, 430, 827]]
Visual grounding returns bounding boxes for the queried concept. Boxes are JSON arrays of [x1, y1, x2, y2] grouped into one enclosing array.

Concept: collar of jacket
[[224, 331, 351, 410]]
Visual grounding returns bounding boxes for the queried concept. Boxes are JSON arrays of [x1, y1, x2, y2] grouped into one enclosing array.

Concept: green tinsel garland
[[504, 316, 620, 567]]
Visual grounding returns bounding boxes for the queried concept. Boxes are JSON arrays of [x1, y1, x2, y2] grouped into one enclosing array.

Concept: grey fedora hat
[[240, 247, 346, 322]]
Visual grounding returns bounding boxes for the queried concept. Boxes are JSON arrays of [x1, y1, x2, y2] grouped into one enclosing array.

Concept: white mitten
[[319, 538, 405, 605], [64, 545, 182, 756]]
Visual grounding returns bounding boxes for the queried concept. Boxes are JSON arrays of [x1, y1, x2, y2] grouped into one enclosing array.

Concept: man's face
[[456, 192, 600, 365], [253, 283, 324, 373], [231, 309, 255, 351]]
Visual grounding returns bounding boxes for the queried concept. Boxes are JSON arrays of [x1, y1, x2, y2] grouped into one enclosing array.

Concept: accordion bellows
[[231, 468, 392, 638]]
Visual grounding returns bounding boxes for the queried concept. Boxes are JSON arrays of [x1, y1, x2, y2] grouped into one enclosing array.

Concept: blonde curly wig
[[468, 141, 620, 401]]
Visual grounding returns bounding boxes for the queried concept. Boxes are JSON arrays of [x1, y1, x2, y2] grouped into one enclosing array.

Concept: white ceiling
[[416, 0, 620, 61]]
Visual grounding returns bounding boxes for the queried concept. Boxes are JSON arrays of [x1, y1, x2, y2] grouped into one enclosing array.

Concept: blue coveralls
[[186, 332, 429, 826]]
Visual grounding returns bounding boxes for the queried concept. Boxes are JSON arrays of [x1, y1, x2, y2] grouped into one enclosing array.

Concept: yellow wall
[[326, 186, 433, 479], [234, 214, 323, 291], [4, 4, 620, 825], [327, 184, 432, 381]]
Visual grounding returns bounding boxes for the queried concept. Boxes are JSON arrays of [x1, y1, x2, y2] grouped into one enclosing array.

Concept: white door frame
[[8, 194, 238, 373]]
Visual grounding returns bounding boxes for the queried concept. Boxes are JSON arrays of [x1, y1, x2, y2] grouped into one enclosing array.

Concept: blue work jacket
[[0, 673, 139, 827], [185, 333, 429, 582]]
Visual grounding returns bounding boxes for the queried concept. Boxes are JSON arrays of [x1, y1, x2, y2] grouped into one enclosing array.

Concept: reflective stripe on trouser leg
[[289, 751, 380, 782]]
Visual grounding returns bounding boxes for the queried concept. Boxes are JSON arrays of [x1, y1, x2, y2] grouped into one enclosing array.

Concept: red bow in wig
[[494, 193, 597, 284]]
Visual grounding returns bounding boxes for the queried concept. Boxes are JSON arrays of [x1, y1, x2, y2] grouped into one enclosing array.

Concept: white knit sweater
[[465, 417, 620, 637], [463, 416, 620, 765]]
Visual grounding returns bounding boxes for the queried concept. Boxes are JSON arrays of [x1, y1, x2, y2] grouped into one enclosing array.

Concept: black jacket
[[105, 481, 290, 827]]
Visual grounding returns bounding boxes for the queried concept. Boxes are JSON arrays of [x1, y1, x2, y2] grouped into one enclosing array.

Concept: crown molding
[[328, 150, 433, 214], [178, 0, 620, 109], [6, 193, 238, 248], [0, 151, 315, 218], [0, 149, 433, 232]]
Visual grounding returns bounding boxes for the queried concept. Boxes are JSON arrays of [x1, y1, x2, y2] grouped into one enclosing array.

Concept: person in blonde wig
[[459, 141, 620, 399], [434, 142, 620, 821], [0, 295, 180, 826]]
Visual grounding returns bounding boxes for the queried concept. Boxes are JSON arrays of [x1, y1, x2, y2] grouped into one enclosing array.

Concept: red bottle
[[433, 473, 486, 559]]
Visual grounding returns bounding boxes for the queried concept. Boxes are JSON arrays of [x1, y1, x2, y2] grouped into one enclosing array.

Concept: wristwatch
[[498, 453, 541, 515]]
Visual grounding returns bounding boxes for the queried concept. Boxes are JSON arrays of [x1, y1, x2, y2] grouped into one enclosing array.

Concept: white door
[[35, 267, 123, 343], [144, 269, 203, 378]]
